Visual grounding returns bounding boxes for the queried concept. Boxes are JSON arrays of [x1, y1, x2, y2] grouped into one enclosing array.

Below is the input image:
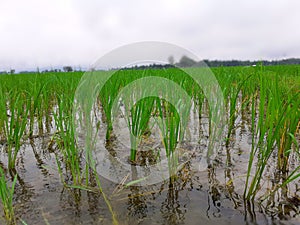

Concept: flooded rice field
[[0, 66, 299, 224]]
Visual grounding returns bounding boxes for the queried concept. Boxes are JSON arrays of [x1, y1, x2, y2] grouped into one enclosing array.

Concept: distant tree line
[[2, 58, 300, 75], [175, 56, 300, 67], [120, 64, 175, 71], [122, 56, 300, 70], [0, 66, 83, 74]]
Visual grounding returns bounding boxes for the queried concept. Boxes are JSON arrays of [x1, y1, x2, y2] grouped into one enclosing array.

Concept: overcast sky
[[1, 0, 300, 71]]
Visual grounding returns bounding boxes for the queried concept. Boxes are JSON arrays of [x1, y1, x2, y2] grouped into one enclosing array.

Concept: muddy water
[[0, 103, 299, 225], [0, 138, 299, 225]]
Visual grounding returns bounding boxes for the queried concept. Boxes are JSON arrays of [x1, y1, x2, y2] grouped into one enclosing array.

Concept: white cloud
[[0, 0, 300, 70]]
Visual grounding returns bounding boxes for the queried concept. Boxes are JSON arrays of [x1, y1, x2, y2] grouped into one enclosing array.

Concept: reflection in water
[[127, 186, 148, 221], [225, 146, 242, 209], [127, 166, 148, 220], [9, 169, 35, 222], [30, 138, 51, 177], [244, 200, 257, 225], [207, 168, 221, 218], [160, 180, 186, 224], [122, 166, 192, 225], [60, 188, 82, 217], [87, 190, 102, 221]]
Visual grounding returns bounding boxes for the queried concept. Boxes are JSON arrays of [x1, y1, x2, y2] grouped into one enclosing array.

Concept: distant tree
[[63, 66, 73, 72], [177, 55, 197, 67], [168, 55, 175, 65], [10, 69, 15, 74]]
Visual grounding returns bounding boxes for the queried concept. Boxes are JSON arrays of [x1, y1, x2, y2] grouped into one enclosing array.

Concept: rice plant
[[225, 74, 252, 146], [99, 73, 123, 141], [27, 74, 48, 136], [127, 97, 156, 163], [156, 99, 181, 158], [155, 96, 191, 178], [244, 68, 300, 200], [0, 90, 29, 170], [53, 91, 83, 185], [0, 168, 17, 225]]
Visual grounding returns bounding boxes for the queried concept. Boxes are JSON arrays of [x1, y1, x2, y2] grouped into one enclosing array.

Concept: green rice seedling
[[244, 69, 279, 200], [226, 74, 252, 146], [117, 72, 156, 163], [156, 99, 180, 157], [0, 86, 7, 140], [51, 72, 85, 183], [27, 74, 47, 136], [155, 97, 191, 177], [244, 68, 300, 200], [0, 90, 29, 170], [274, 76, 300, 173], [244, 94, 258, 199], [0, 168, 17, 225], [116, 70, 192, 164], [99, 75, 123, 141], [53, 93, 83, 185], [124, 96, 156, 163]]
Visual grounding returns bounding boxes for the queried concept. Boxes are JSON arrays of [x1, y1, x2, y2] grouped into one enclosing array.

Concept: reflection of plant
[[160, 180, 186, 224], [127, 185, 148, 220], [0, 168, 17, 225]]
